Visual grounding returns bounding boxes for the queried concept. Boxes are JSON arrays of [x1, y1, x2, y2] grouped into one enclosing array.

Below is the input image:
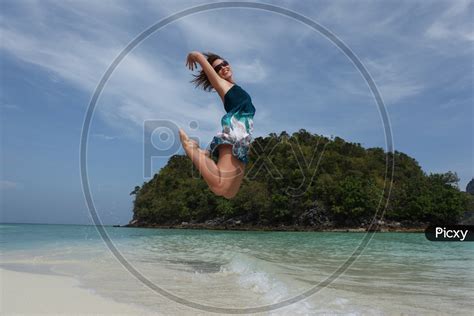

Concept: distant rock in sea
[[466, 178, 474, 195]]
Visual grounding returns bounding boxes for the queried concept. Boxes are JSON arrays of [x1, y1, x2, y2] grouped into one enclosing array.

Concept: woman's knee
[[209, 183, 235, 199], [209, 183, 226, 196], [210, 178, 243, 199], [222, 189, 238, 199]]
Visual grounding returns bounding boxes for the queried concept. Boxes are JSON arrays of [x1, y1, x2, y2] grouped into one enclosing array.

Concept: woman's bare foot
[[178, 128, 191, 147], [178, 128, 194, 155], [179, 128, 209, 157]]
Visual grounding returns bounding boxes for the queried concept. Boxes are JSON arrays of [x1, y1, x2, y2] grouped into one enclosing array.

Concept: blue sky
[[1, 0, 472, 225]]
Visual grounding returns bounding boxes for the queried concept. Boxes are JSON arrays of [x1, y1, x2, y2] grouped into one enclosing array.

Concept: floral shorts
[[207, 113, 254, 164]]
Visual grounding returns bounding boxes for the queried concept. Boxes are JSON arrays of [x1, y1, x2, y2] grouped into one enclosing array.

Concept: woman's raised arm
[[186, 51, 229, 95]]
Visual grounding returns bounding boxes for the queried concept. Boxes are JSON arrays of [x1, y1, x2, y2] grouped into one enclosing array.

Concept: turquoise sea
[[1, 223, 473, 315]]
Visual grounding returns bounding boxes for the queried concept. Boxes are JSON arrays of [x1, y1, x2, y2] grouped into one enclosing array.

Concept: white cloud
[[363, 58, 425, 104], [326, 57, 425, 105], [0, 180, 22, 190], [425, 0, 474, 41], [1, 103, 23, 111], [232, 59, 268, 83], [92, 133, 117, 141], [0, 26, 119, 92]]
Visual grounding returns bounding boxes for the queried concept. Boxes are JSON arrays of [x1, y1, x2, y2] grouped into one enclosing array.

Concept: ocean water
[[1, 223, 473, 315]]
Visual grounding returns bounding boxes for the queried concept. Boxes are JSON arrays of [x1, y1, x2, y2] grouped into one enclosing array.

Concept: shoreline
[[122, 223, 427, 233]]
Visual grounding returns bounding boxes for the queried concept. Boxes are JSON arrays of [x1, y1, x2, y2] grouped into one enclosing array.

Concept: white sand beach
[[0, 268, 154, 315]]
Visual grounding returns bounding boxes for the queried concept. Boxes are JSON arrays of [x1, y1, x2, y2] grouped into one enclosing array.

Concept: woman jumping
[[179, 51, 256, 199]]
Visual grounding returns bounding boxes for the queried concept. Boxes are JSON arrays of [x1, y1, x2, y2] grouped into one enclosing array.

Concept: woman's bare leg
[[179, 128, 244, 198], [216, 145, 245, 198], [179, 129, 221, 188]]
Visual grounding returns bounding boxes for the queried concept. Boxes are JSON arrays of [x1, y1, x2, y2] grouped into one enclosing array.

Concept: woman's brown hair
[[190, 52, 224, 92]]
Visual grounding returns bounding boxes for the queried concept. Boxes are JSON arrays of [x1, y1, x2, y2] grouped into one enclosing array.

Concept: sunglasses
[[213, 60, 229, 73]]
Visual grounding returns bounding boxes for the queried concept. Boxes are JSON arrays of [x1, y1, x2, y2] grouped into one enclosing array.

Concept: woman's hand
[[186, 51, 201, 71]]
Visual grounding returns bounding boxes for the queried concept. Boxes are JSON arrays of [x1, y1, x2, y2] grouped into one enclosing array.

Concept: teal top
[[223, 84, 256, 116]]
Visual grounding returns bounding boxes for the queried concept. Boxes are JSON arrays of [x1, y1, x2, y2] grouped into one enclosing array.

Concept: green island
[[127, 130, 474, 231]]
